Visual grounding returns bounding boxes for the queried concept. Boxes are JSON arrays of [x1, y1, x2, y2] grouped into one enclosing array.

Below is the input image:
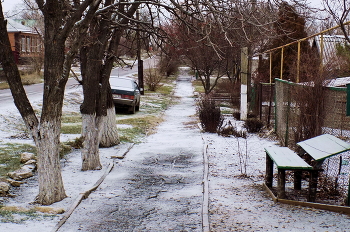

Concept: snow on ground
[[204, 130, 350, 231], [0, 73, 350, 231]]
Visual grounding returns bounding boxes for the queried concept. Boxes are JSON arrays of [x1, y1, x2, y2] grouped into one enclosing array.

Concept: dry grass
[[0, 73, 42, 90]]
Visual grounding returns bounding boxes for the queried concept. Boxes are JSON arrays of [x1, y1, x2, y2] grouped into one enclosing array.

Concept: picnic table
[[265, 134, 350, 202]]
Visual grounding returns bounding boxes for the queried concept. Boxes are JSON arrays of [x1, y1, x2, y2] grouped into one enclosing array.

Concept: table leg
[[265, 153, 274, 188], [294, 171, 302, 190], [308, 170, 318, 202], [277, 169, 286, 199]]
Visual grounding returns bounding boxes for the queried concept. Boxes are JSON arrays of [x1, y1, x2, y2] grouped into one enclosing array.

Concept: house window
[[32, 37, 37, 52], [27, 37, 31, 52], [21, 37, 26, 52]]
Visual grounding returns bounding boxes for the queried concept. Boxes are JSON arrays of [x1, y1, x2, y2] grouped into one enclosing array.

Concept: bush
[[243, 118, 264, 133], [158, 56, 179, 77], [218, 121, 247, 138], [145, 68, 163, 91], [197, 94, 223, 133]]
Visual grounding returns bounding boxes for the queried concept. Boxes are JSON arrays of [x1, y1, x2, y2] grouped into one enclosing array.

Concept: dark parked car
[[110, 77, 141, 114]]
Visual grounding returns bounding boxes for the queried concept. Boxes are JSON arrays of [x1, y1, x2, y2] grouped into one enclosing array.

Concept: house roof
[[327, 76, 350, 87], [299, 76, 350, 88], [6, 18, 33, 33]]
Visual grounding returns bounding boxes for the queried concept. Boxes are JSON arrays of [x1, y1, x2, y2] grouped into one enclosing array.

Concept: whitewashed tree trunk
[[99, 107, 120, 147], [34, 120, 67, 205], [81, 114, 103, 171]]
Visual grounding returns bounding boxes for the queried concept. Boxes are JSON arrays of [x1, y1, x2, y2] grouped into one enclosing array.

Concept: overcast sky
[[1, 0, 326, 12], [1, 0, 24, 13]]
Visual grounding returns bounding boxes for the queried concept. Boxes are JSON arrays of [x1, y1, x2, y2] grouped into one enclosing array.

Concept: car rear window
[[111, 78, 134, 88]]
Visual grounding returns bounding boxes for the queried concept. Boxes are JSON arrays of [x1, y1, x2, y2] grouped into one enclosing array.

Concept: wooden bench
[[265, 146, 313, 200]]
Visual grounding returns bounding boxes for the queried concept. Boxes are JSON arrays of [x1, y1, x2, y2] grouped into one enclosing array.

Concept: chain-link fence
[[318, 152, 350, 205], [275, 79, 350, 147]]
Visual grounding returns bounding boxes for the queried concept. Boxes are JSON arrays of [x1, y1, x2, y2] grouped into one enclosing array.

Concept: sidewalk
[[58, 73, 205, 231]]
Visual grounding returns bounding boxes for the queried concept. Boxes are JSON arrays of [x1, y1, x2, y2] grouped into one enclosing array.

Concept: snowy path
[[58, 73, 205, 231]]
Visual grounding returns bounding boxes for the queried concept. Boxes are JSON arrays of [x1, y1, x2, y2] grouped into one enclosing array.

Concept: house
[[312, 34, 348, 67], [6, 18, 42, 64]]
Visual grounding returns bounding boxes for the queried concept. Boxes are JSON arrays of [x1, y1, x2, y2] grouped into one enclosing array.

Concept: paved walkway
[[59, 73, 204, 231]]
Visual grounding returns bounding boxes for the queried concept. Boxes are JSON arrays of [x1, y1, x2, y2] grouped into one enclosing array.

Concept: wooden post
[[240, 47, 248, 120], [277, 169, 286, 199], [280, 47, 284, 80], [265, 154, 274, 188], [294, 171, 302, 190], [136, 10, 144, 95], [259, 83, 263, 120], [308, 170, 319, 202]]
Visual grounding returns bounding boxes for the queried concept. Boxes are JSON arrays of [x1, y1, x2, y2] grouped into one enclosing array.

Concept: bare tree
[[78, 0, 202, 169], [0, 0, 102, 205], [79, 0, 141, 170], [323, 0, 350, 42]]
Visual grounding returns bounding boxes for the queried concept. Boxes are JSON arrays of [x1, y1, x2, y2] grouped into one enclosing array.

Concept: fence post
[[241, 47, 249, 120], [284, 82, 291, 147], [280, 47, 284, 80]]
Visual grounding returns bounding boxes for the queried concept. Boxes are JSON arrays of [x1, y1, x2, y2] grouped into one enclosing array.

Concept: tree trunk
[[80, 45, 104, 170], [81, 114, 103, 170], [0, 7, 68, 205], [99, 107, 120, 147], [35, 120, 67, 204]]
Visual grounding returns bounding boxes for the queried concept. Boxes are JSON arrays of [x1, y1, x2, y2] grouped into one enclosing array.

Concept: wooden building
[[6, 19, 42, 64]]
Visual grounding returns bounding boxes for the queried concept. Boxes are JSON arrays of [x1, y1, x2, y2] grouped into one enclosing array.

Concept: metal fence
[[261, 22, 350, 84]]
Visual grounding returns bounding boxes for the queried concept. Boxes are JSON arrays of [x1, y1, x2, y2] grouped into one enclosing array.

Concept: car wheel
[[136, 103, 140, 111], [129, 105, 136, 114]]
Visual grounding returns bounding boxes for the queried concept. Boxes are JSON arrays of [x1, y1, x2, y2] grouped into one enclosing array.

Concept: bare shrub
[[158, 55, 179, 77], [243, 118, 264, 133], [237, 137, 249, 177], [318, 176, 344, 201], [144, 68, 163, 91], [218, 121, 247, 138], [197, 94, 223, 133]]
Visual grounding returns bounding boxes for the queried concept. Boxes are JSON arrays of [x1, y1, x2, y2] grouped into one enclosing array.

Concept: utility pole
[[241, 47, 249, 120], [136, 10, 144, 95]]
